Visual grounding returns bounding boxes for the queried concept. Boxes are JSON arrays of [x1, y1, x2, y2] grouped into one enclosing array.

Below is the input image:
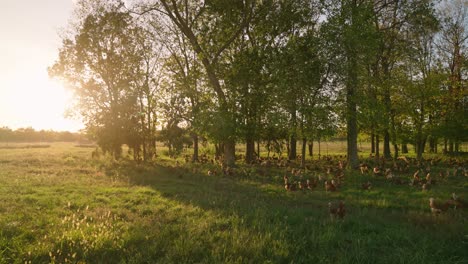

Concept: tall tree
[[323, 0, 378, 168], [139, 0, 256, 166], [436, 0, 467, 153]]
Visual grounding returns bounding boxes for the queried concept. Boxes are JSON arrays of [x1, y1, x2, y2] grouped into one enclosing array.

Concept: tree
[[323, 0, 379, 168], [49, 1, 150, 159], [436, 0, 468, 153]]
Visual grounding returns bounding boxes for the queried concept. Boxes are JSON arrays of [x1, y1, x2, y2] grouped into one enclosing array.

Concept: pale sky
[[0, 0, 83, 132]]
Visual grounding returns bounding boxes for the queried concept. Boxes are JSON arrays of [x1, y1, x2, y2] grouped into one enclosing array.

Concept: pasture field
[[0, 142, 467, 263]]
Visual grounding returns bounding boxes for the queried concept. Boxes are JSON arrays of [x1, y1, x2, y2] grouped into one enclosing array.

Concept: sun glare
[[0, 69, 82, 132]]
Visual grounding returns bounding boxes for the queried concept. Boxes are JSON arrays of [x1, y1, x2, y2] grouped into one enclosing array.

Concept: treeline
[[0, 127, 84, 143], [49, 0, 467, 165]]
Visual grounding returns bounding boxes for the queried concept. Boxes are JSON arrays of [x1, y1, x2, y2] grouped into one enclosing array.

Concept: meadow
[[0, 142, 467, 264]]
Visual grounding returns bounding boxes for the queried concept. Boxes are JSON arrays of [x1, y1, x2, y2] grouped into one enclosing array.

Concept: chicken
[[223, 166, 233, 176], [386, 171, 394, 180], [425, 173, 435, 185], [325, 180, 337, 192], [421, 183, 429, 191], [284, 176, 297, 191], [429, 198, 450, 214], [413, 170, 421, 181], [373, 167, 382, 176], [306, 179, 317, 190], [329, 201, 346, 219], [298, 180, 305, 190], [361, 181, 372, 190], [359, 163, 369, 174], [451, 193, 465, 209]]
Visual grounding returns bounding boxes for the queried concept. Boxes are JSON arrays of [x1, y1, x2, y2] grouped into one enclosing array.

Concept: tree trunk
[[245, 136, 255, 164], [318, 138, 321, 159], [375, 135, 380, 158], [301, 138, 307, 168], [345, 8, 359, 169], [289, 135, 297, 161], [192, 133, 199, 162], [308, 141, 313, 157], [393, 143, 399, 160], [384, 130, 391, 159], [402, 144, 408, 154], [371, 132, 375, 154], [257, 140, 260, 159], [224, 139, 236, 167], [429, 137, 436, 153]]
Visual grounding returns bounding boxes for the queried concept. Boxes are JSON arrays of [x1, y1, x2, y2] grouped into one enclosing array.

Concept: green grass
[[0, 142, 467, 263]]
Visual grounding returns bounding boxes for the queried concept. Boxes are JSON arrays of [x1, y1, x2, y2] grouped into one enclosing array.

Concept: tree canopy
[[50, 0, 467, 164]]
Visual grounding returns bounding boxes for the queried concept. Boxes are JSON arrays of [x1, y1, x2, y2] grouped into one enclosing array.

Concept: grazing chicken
[[359, 163, 369, 174], [325, 180, 337, 192], [338, 161, 345, 170], [207, 170, 217, 176], [385, 168, 392, 177], [298, 180, 305, 190], [329, 201, 346, 219], [429, 198, 450, 214], [451, 193, 465, 209], [361, 181, 372, 190], [306, 179, 317, 190], [413, 170, 421, 181], [223, 166, 233, 176], [421, 183, 429, 191], [425, 173, 435, 185], [318, 175, 324, 182], [373, 167, 382, 176], [386, 171, 395, 180], [284, 176, 297, 191]]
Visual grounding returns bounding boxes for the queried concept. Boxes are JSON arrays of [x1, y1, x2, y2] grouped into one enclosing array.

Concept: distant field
[[0, 142, 467, 263]]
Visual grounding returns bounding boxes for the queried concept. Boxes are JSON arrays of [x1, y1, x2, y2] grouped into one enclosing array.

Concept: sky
[[0, 0, 83, 132]]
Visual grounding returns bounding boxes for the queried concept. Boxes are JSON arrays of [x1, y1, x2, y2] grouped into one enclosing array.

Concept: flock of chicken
[[279, 156, 466, 219]]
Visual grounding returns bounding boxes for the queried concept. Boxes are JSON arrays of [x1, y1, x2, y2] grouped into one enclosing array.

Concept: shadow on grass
[[94, 160, 468, 262]]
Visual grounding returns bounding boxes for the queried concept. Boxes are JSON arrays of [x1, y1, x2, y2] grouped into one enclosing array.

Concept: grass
[[0, 142, 467, 263]]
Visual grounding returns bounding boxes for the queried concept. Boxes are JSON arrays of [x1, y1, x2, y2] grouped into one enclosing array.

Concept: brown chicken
[[361, 181, 372, 190], [325, 180, 337, 192], [373, 167, 382, 176], [425, 173, 435, 185], [306, 179, 317, 190], [429, 198, 450, 214], [360, 163, 369, 174], [451, 193, 465, 209], [284, 176, 297, 191], [329, 201, 346, 219], [421, 183, 429, 191]]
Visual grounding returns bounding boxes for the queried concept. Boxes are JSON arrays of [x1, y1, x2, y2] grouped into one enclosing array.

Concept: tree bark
[[289, 135, 297, 161], [384, 130, 391, 159], [375, 135, 380, 157], [224, 139, 236, 166], [402, 144, 408, 154], [301, 138, 307, 168], [192, 133, 199, 162], [371, 132, 375, 154], [245, 136, 255, 164], [308, 141, 313, 157]]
